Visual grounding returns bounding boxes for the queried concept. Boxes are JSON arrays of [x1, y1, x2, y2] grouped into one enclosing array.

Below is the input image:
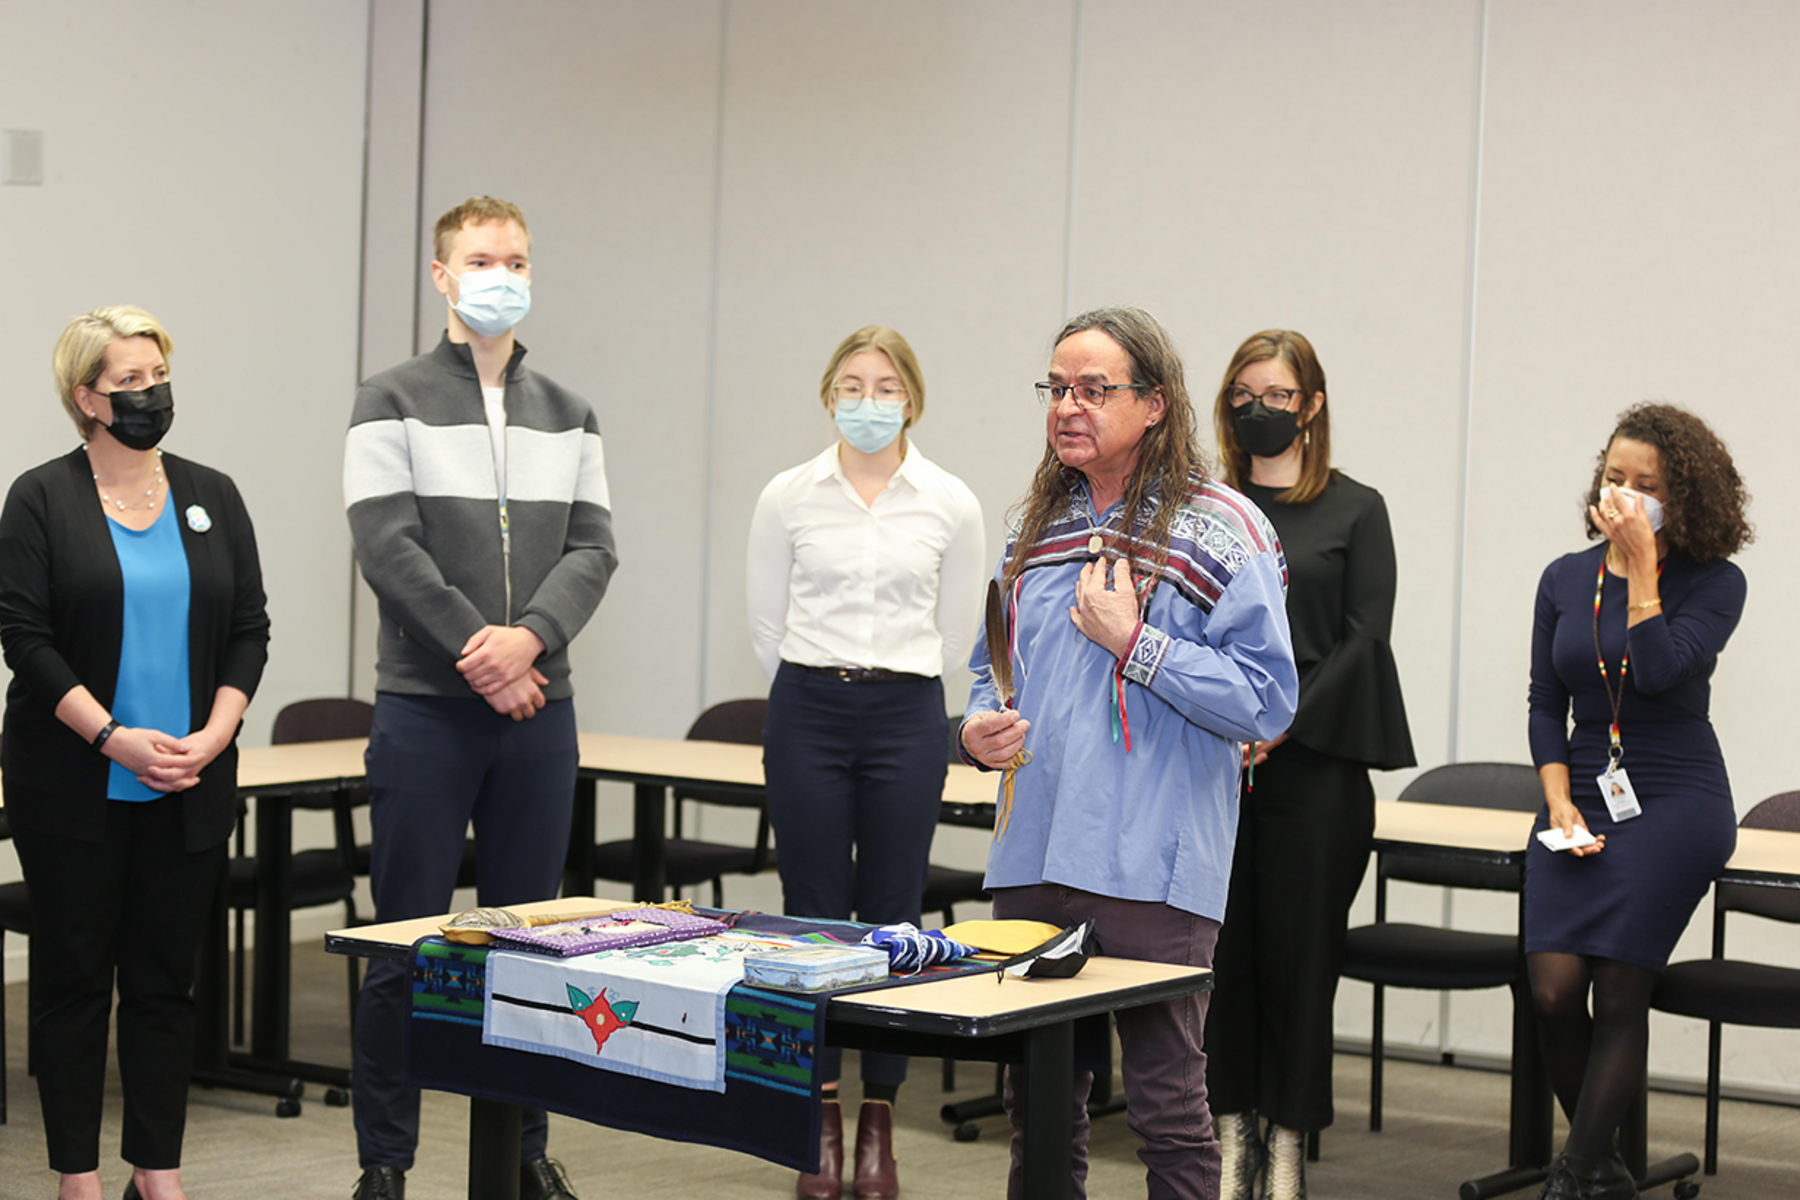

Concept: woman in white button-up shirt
[[747, 326, 984, 1200]]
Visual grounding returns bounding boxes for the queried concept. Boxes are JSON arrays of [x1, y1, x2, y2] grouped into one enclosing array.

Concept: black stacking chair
[[1651, 790, 1800, 1175], [590, 699, 777, 906], [228, 699, 372, 1045], [1340, 761, 1542, 1130]]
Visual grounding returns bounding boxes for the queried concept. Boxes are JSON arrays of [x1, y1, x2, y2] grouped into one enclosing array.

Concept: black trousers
[[1203, 740, 1374, 1132], [11, 794, 226, 1174], [352, 693, 577, 1171], [762, 662, 946, 1088]]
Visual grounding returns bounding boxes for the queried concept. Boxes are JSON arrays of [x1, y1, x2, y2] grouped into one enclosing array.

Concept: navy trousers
[[762, 662, 946, 1087], [351, 693, 577, 1171]]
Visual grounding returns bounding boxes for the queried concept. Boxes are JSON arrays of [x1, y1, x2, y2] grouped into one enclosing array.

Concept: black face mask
[[1232, 401, 1300, 459], [93, 382, 175, 451]]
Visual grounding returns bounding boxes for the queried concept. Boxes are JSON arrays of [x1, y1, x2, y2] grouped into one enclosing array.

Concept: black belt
[[797, 664, 930, 684]]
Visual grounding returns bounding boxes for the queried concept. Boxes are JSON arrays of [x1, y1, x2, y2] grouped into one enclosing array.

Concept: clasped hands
[[458, 624, 548, 721], [104, 724, 230, 792]]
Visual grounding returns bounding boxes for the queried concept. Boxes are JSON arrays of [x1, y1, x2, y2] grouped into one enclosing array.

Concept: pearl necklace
[[92, 449, 165, 512]]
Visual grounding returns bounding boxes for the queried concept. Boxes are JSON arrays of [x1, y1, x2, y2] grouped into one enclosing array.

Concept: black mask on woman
[[93, 382, 175, 451], [1232, 401, 1300, 459]]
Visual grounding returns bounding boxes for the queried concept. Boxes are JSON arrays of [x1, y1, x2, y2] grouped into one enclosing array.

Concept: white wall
[[0, 0, 369, 926], [4, 0, 1796, 1094]]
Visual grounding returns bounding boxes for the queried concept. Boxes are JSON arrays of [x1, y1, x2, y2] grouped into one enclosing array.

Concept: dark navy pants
[[352, 693, 577, 1171], [762, 662, 946, 1087]]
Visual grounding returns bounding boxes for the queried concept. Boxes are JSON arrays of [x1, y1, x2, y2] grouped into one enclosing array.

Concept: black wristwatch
[[92, 719, 121, 752]]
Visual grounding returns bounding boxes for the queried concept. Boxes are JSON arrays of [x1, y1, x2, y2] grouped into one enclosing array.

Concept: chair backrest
[[1384, 762, 1542, 892], [271, 698, 375, 815], [674, 698, 769, 810], [1719, 791, 1800, 925], [272, 697, 375, 745]]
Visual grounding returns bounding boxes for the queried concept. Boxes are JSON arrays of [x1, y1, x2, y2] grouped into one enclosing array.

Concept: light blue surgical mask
[[450, 265, 531, 337], [834, 399, 906, 454]]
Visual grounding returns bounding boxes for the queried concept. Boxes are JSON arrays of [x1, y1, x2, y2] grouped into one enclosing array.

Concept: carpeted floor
[[0, 941, 1792, 1199]]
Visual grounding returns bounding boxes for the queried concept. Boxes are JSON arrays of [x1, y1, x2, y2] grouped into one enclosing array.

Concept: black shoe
[[352, 1166, 407, 1200], [521, 1157, 581, 1200], [1538, 1152, 1638, 1200], [1539, 1155, 1582, 1199]]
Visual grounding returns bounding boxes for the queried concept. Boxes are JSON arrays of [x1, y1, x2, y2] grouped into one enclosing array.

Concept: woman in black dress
[[1526, 404, 1749, 1200], [0, 307, 269, 1200], [1202, 330, 1415, 1200]]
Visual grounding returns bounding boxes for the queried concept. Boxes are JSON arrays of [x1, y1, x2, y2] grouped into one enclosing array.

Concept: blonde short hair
[[433, 195, 531, 263], [817, 326, 926, 428], [52, 307, 173, 442]]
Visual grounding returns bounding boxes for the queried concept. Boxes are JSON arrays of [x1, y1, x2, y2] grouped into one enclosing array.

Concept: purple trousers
[[993, 884, 1223, 1200]]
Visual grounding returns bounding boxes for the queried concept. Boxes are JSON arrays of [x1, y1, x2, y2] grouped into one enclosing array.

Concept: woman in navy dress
[[1526, 403, 1750, 1200]]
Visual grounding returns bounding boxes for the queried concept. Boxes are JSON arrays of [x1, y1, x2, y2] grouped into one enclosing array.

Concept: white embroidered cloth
[[483, 930, 804, 1090]]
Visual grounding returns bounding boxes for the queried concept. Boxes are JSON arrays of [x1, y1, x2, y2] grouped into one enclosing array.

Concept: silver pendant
[[1088, 533, 1104, 554]]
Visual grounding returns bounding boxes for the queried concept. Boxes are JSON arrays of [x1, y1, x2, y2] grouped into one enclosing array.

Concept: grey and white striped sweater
[[344, 334, 617, 699]]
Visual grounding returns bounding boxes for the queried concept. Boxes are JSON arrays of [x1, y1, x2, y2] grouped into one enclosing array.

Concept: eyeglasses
[[1035, 382, 1142, 411], [1227, 387, 1302, 411], [833, 382, 908, 414]]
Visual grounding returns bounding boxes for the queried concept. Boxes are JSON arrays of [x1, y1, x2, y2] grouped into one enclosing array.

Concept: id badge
[[1597, 766, 1643, 822]]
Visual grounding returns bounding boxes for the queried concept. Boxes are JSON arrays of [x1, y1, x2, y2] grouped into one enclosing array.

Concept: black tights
[[1527, 951, 1657, 1161]]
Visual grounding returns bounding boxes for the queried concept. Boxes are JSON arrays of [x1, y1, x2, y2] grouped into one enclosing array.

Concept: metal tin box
[[742, 944, 890, 992]]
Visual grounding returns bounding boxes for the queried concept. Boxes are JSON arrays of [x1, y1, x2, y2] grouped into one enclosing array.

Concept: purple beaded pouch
[[485, 907, 727, 957]]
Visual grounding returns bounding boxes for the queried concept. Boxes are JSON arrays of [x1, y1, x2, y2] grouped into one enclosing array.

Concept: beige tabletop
[[576, 732, 764, 787], [237, 738, 369, 791], [1721, 826, 1800, 878], [1373, 799, 1535, 856], [832, 954, 1210, 1021]]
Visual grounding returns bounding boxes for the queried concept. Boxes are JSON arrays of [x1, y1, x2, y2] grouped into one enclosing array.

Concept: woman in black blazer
[[0, 306, 269, 1200]]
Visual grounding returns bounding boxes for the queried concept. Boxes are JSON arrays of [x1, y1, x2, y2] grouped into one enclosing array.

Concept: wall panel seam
[[697, 0, 731, 713]]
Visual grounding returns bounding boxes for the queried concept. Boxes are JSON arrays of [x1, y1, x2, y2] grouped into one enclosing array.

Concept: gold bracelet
[[1628, 598, 1662, 612]]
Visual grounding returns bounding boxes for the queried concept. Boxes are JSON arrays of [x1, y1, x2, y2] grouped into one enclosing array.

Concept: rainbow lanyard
[[1592, 558, 1662, 772]]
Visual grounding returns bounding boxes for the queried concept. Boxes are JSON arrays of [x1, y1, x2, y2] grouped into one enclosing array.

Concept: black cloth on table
[[1525, 544, 1745, 971]]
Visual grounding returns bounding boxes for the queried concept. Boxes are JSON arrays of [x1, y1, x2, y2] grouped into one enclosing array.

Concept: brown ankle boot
[[797, 1101, 844, 1198], [853, 1100, 898, 1198]]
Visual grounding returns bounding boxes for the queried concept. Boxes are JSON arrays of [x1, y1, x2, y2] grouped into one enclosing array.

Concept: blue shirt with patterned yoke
[[963, 471, 1297, 923]]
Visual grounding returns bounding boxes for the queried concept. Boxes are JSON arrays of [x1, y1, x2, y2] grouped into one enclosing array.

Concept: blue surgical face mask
[[834, 399, 906, 454], [450, 265, 531, 337]]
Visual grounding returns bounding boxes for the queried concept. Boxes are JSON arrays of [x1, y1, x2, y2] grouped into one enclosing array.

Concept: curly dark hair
[[1584, 402, 1751, 562]]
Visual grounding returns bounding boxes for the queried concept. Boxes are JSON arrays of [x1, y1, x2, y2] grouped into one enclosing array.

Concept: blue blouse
[[106, 505, 191, 800], [965, 473, 1298, 921]]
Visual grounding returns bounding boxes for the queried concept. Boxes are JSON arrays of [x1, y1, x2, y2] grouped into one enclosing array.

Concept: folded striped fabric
[[860, 923, 978, 974]]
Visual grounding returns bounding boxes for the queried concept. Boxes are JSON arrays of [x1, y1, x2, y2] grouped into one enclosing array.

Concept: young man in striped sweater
[[343, 196, 617, 1200]]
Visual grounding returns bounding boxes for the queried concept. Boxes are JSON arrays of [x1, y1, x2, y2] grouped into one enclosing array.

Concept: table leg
[[192, 853, 304, 1111], [1019, 1020, 1074, 1200], [1458, 902, 1554, 1199], [632, 782, 667, 902], [1624, 1078, 1699, 1194], [1506, 976, 1553, 1167], [469, 1096, 522, 1200], [251, 792, 294, 1064]]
